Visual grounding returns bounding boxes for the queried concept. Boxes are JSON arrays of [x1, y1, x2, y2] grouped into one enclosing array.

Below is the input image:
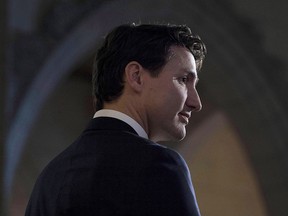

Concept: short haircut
[[92, 23, 207, 110]]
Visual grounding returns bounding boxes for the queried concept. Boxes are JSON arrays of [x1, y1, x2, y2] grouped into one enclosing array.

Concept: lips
[[178, 112, 191, 124]]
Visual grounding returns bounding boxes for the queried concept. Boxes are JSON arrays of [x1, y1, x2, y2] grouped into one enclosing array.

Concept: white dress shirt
[[93, 109, 148, 139]]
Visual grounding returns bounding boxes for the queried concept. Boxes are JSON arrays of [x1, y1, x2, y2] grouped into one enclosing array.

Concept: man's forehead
[[169, 46, 195, 61], [168, 46, 197, 69], [168, 45, 191, 57]]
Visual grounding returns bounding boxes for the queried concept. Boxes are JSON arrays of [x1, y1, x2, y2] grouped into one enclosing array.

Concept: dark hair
[[92, 23, 207, 110]]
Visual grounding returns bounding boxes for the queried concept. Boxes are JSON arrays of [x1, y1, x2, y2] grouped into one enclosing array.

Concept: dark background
[[1, 0, 288, 215]]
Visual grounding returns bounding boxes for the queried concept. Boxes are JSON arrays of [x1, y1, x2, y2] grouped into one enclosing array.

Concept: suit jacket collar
[[84, 117, 138, 136]]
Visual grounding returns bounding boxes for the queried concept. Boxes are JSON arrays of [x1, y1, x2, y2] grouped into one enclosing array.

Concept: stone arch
[[4, 0, 288, 215]]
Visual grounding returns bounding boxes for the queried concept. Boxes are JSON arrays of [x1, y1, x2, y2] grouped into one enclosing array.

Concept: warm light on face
[[143, 46, 201, 142]]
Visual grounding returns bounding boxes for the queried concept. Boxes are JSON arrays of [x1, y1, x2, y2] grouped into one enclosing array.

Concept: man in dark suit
[[25, 23, 207, 216]]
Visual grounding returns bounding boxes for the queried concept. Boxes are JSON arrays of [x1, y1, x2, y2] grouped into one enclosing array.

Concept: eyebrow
[[184, 69, 198, 78]]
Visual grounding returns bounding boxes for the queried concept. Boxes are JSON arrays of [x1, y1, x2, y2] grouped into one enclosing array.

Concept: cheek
[[148, 81, 186, 111], [162, 88, 187, 116], [169, 85, 187, 105]]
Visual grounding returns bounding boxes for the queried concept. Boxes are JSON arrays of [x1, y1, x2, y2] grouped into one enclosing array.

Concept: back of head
[[92, 23, 207, 110]]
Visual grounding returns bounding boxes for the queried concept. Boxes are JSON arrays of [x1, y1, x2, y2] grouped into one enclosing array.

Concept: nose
[[186, 87, 202, 112]]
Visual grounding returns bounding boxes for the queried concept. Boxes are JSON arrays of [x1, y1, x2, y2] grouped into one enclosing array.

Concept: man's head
[[92, 23, 206, 142], [93, 23, 206, 111]]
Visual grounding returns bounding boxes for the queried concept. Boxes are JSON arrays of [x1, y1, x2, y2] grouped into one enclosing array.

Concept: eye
[[177, 76, 188, 84]]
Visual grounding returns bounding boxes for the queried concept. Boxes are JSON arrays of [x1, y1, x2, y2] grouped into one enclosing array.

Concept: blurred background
[[1, 0, 288, 215]]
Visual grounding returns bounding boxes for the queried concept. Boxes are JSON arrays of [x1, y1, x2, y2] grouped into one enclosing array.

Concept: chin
[[167, 127, 187, 142], [176, 124, 187, 139], [174, 133, 186, 141], [152, 125, 186, 142], [153, 131, 185, 142]]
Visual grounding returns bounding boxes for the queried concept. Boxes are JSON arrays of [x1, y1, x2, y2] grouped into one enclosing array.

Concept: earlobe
[[125, 61, 143, 92]]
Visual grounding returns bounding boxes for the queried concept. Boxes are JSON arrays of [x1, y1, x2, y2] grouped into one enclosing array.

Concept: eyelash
[[178, 76, 189, 84], [177, 76, 198, 86]]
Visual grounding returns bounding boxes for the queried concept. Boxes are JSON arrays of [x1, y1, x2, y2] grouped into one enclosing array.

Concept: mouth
[[178, 112, 191, 124]]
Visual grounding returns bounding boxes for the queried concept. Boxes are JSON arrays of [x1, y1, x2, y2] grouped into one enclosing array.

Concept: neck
[[103, 100, 149, 139]]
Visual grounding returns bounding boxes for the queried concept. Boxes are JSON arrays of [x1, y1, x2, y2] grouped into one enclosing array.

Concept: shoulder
[[132, 141, 199, 215]]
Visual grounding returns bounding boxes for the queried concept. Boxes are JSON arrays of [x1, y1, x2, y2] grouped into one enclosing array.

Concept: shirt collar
[[93, 109, 148, 139]]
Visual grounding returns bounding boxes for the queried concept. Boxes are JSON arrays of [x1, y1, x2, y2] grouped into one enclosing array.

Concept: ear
[[124, 61, 144, 92]]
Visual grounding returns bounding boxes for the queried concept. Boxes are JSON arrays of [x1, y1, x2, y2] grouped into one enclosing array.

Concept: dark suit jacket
[[25, 117, 201, 216]]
